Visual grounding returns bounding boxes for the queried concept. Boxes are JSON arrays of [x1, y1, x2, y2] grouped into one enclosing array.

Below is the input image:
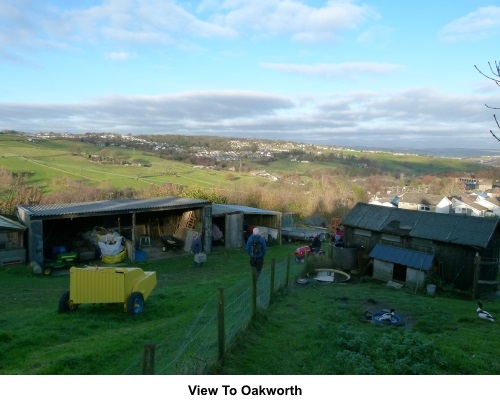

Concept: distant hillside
[[2, 132, 499, 219], [351, 146, 500, 159]]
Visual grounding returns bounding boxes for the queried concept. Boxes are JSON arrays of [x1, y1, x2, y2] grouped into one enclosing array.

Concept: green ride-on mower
[[44, 251, 78, 275]]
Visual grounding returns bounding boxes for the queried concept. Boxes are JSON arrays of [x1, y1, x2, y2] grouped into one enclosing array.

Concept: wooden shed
[[369, 243, 434, 289], [212, 204, 282, 249], [342, 203, 500, 291], [0, 215, 27, 266]]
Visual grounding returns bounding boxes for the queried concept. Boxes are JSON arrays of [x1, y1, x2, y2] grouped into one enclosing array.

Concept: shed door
[[393, 263, 407, 282], [225, 213, 244, 249]]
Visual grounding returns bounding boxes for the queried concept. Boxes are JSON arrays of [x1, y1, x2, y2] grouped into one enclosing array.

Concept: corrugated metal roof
[[369, 243, 434, 271], [212, 204, 280, 217], [16, 197, 211, 218], [0, 215, 26, 231], [343, 202, 499, 248]]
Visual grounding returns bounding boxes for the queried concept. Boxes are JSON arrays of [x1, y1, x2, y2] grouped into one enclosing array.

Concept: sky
[[1, 0, 500, 150]]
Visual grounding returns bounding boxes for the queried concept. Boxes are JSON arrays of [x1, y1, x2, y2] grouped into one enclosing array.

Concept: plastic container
[[426, 284, 436, 296], [135, 249, 147, 261], [52, 246, 67, 256]]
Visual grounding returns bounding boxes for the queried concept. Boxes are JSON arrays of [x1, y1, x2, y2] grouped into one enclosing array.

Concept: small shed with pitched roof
[[342, 203, 500, 290], [0, 215, 27, 266]]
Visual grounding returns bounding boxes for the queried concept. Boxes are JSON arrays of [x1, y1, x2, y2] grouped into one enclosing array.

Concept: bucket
[[426, 284, 436, 296], [135, 249, 147, 261]]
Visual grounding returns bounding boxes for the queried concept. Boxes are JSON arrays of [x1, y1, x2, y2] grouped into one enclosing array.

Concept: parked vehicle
[[282, 227, 326, 243], [294, 245, 326, 263], [44, 251, 78, 275], [281, 212, 327, 242]]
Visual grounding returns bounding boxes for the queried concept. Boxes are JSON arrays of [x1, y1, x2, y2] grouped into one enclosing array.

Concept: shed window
[[381, 233, 400, 243], [354, 229, 371, 237]]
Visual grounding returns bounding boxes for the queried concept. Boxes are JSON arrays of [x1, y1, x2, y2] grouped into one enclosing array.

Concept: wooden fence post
[[250, 269, 257, 319], [285, 253, 291, 287], [142, 342, 156, 375], [472, 253, 480, 300], [217, 287, 225, 362], [270, 258, 275, 303]]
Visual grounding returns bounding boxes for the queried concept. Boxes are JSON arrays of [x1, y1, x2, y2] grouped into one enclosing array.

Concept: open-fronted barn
[[16, 197, 212, 267]]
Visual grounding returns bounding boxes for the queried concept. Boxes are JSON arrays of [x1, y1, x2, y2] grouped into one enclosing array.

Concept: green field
[[0, 134, 491, 197], [0, 135, 260, 195]]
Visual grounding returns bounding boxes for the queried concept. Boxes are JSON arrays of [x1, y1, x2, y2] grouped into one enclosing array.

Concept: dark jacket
[[246, 234, 267, 258], [310, 236, 321, 251]]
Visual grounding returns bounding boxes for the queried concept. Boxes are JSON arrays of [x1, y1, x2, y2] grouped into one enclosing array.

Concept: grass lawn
[[219, 279, 500, 375], [0, 243, 499, 375]]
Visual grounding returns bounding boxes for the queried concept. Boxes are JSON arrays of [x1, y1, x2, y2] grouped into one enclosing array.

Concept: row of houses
[[371, 191, 500, 217]]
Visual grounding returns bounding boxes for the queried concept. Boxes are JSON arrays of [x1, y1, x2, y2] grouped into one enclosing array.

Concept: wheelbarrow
[[160, 235, 184, 252], [58, 266, 157, 315]]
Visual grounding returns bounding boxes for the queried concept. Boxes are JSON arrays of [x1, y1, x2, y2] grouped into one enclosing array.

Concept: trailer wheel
[[58, 290, 73, 313], [126, 292, 145, 315]]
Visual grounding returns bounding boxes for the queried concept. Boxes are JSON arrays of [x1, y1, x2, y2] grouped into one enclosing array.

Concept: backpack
[[250, 237, 262, 257]]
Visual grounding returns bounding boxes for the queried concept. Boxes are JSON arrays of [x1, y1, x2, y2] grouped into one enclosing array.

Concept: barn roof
[[0, 215, 26, 231], [212, 204, 280, 217], [16, 197, 211, 219], [369, 243, 434, 271], [342, 202, 499, 248]]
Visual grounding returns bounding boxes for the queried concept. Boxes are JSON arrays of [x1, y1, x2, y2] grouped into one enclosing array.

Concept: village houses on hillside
[[369, 177, 500, 218]]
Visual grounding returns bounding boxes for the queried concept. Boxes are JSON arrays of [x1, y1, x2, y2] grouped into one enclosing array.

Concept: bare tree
[[475, 61, 500, 141]]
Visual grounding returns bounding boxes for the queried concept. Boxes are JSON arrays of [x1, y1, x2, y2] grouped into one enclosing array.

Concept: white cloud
[[0, 87, 496, 149], [106, 51, 133, 60], [261, 62, 405, 78], [0, 0, 379, 61], [211, 0, 379, 42], [440, 6, 500, 41]]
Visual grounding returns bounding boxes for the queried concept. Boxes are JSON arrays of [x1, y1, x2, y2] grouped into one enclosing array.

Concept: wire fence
[[121, 256, 300, 374]]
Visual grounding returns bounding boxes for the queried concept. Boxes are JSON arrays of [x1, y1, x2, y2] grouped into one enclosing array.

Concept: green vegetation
[[0, 135, 256, 195], [1, 132, 496, 221], [2, 133, 499, 376], [1, 244, 498, 375], [219, 276, 500, 375]]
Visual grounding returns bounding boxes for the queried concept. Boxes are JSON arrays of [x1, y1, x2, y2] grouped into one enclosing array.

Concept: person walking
[[310, 233, 321, 252], [191, 232, 204, 268], [246, 227, 267, 278]]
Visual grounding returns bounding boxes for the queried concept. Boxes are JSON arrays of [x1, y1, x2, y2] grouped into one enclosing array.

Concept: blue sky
[[1, 0, 500, 150]]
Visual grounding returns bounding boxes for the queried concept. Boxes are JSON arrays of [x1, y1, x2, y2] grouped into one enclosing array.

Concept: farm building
[[342, 203, 500, 291], [0, 215, 27, 266], [212, 204, 282, 249], [16, 197, 212, 267]]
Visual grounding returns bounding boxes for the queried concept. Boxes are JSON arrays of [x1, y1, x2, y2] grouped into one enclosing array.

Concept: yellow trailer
[[58, 266, 157, 315]]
